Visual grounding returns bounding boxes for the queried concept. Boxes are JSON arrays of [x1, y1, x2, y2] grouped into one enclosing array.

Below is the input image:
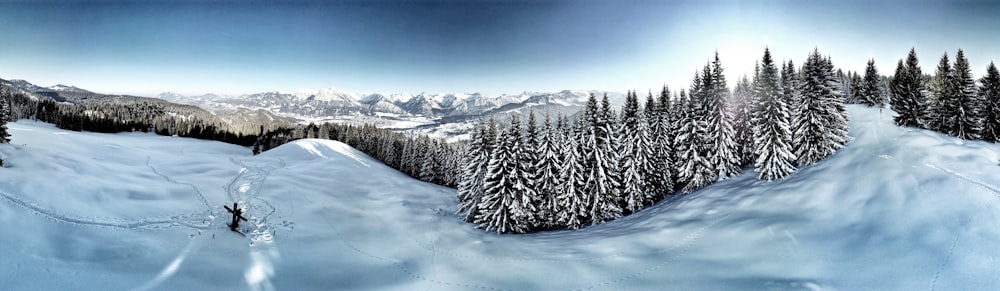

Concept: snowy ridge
[[2, 104, 998, 289]]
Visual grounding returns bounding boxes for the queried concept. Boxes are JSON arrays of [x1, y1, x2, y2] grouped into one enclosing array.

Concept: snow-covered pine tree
[[400, 136, 423, 177], [619, 90, 638, 209], [781, 60, 800, 117], [890, 59, 913, 127], [419, 138, 443, 184], [523, 110, 543, 226], [655, 86, 677, 193], [859, 59, 885, 107], [837, 69, 853, 106], [476, 115, 537, 233], [949, 49, 982, 140], [525, 110, 540, 172], [822, 55, 851, 155], [556, 127, 588, 229], [889, 49, 928, 128], [619, 90, 656, 213], [675, 87, 715, 192], [0, 86, 11, 144], [577, 93, 623, 225], [707, 52, 741, 179], [646, 88, 674, 197], [793, 48, 848, 165], [903, 48, 928, 128], [793, 51, 827, 165], [443, 142, 464, 187], [457, 122, 490, 222], [849, 71, 863, 104], [534, 113, 564, 228], [732, 75, 754, 166], [752, 48, 796, 180], [695, 65, 711, 116], [927, 52, 954, 132], [591, 93, 623, 224], [980, 62, 1000, 142]]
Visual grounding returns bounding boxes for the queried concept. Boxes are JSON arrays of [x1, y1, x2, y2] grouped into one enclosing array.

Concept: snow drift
[[1, 104, 999, 290]]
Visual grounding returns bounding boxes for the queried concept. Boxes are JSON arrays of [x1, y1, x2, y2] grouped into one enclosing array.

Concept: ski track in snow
[[145, 156, 212, 209], [0, 188, 211, 230], [922, 161, 1000, 291], [224, 156, 286, 291], [0, 156, 225, 232]]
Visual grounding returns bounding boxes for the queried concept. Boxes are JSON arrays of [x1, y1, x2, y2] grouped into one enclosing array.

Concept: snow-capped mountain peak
[[294, 87, 360, 103], [48, 84, 92, 93]]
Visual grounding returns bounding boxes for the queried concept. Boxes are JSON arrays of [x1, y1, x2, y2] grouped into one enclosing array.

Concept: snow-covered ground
[[1, 104, 999, 290]]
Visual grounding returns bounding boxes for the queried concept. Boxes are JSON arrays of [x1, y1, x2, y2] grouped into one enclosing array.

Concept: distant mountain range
[[155, 88, 623, 120], [2, 78, 625, 139], [5, 79, 94, 101]]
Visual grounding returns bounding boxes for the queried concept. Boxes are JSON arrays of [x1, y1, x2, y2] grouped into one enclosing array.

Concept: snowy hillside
[[1, 104, 1000, 290]]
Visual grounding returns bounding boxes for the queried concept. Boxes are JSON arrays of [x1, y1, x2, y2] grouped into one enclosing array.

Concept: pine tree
[[781, 60, 800, 117], [849, 71, 864, 104], [890, 60, 910, 124], [534, 113, 564, 228], [457, 122, 491, 222], [732, 75, 754, 166], [889, 48, 929, 128], [675, 88, 714, 192], [476, 116, 536, 233], [822, 55, 851, 155], [597, 93, 624, 222], [0, 86, 11, 144], [619, 90, 656, 213], [980, 62, 1000, 142], [556, 130, 588, 229], [793, 48, 849, 166], [837, 69, 853, 104], [652, 86, 676, 195], [949, 49, 982, 140], [859, 59, 885, 107], [707, 52, 741, 179], [927, 52, 954, 132], [523, 110, 543, 227], [419, 139, 443, 184], [578, 93, 623, 225], [752, 48, 796, 180]]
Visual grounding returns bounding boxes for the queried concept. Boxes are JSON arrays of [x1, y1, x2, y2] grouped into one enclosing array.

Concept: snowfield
[[2, 105, 1000, 290]]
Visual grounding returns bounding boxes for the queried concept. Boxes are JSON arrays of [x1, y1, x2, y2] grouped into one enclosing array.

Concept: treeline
[[0, 81, 465, 186], [458, 48, 851, 233], [0, 86, 12, 166], [883, 48, 1000, 141]]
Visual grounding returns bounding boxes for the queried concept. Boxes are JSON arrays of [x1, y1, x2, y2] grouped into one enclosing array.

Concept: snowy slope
[[1, 104, 1000, 290]]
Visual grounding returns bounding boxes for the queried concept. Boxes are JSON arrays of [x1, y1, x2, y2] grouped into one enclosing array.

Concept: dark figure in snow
[[225, 202, 248, 231]]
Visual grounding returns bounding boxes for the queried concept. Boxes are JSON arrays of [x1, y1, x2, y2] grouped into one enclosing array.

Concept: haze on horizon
[[0, 0, 997, 97]]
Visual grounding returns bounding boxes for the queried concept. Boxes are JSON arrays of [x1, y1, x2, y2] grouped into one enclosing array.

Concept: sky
[[0, 0, 998, 97]]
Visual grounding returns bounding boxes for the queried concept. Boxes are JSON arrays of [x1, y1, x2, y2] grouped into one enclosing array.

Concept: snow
[[2, 104, 1000, 290]]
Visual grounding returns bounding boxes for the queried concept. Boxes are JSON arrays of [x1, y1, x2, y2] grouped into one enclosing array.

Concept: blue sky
[[0, 0, 997, 97]]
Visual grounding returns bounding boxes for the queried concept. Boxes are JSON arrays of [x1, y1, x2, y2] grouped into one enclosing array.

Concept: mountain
[[48, 84, 92, 93], [5, 79, 51, 93], [157, 88, 624, 118], [2, 78, 619, 139], [156, 88, 624, 137], [2, 104, 999, 289], [3, 79, 92, 98]]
